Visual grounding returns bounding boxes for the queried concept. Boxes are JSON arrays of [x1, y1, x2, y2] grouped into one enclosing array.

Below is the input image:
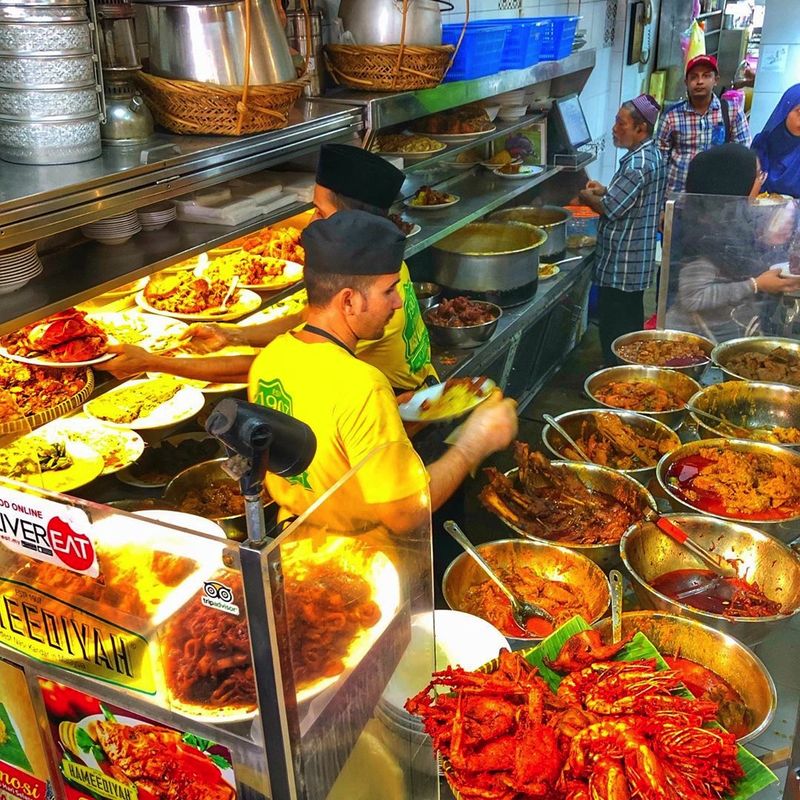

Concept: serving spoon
[[210, 275, 240, 315], [444, 521, 555, 633], [543, 414, 592, 462], [685, 404, 752, 438]]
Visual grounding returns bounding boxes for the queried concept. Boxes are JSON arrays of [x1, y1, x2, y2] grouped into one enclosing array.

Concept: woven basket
[[324, 43, 456, 92], [135, 72, 307, 136]]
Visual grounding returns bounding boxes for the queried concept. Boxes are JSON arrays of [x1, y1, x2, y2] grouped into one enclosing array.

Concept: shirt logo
[[401, 281, 431, 374]]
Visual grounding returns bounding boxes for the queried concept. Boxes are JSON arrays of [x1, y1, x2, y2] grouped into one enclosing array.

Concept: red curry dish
[[427, 296, 498, 327]]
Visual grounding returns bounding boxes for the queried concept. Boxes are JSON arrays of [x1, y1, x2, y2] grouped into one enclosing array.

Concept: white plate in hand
[[398, 377, 495, 423]]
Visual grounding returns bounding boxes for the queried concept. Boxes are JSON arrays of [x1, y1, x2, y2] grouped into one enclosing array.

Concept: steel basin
[[593, 611, 776, 743], [620, 513, 800, 647], [431, 221, 547, 308], [711, 336, 800, 386], [612, 329, 713, 380], [488, 205, 570, 257]]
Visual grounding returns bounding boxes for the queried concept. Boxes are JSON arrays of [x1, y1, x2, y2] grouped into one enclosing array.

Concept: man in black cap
[[99, 144, 436, 392], [249, 210, 517, 533]]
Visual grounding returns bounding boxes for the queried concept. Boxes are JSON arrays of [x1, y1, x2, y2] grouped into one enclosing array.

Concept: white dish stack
[[137, 201, 177, 231], [81, 210, 141, 244], [0, 241, 42, 293], [0, 0, 102, 164]]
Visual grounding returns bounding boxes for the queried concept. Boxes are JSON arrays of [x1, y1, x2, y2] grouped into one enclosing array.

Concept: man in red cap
[[655, 54, 750, 197]]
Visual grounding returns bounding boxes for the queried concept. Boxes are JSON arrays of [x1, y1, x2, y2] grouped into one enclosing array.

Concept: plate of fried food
[[404, 186, 460, 211], [135, 274, 262, 321], [399, 376, 495, 422], [412, 105, 495, 141], [88, 310, 188, 353], [538, 262, 560, 280], [40, 414, 145, 476], [493, 164, 545, 180], [0, 433, 104, 492], [234, 226, 305, 263], [197, 251, 304, 292], [240, 290, 308, 327], [388, 213, 420, 238], [373, 133, 447, 160], [0, 308, 113, 367], [84, 376, 205, 430]]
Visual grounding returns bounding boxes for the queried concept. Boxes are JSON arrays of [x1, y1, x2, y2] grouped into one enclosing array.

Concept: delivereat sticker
[[0, 487, 98, 578]]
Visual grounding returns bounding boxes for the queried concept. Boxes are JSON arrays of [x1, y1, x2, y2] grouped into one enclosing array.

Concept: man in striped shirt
[[579, 95, 667, 365], [656, 55, 750, 198]]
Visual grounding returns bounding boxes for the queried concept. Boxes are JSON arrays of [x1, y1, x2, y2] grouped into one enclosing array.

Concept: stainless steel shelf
[[0, 200, 311, 336], [326, 49, 596, 131], [0, 100, 361, 248]]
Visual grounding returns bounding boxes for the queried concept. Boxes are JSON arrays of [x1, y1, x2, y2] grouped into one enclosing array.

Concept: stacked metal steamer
[[0, 0, 101, 164]]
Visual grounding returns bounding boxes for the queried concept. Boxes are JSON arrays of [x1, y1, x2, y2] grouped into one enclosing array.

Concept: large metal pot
[[431, 221, 547, 308], [339, 0, 445, 46], [489, 205, 571, 259], [136, 0, 296, 86]]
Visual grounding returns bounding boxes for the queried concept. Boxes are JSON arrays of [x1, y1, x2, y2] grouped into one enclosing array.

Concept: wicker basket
[[324, 43, 456, 92], [135, 72, 307, 136]]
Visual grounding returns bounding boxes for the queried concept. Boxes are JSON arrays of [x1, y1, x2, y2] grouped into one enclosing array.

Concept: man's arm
[[654, 112, 673, 156], [98, 344, 255, 383], [732, 104, 751, 146], [185, 310, 304, 352]]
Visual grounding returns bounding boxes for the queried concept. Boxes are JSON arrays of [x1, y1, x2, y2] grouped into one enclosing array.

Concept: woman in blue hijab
[[752, 84, 800, 197]]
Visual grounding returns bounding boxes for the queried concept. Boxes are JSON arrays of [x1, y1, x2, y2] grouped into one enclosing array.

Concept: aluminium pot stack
[[0, 0, 101, 164]]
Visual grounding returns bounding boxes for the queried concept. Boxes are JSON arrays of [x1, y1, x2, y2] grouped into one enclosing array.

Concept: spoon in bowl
[[444, 520, 555, 634], [543, 414, 592, 462]]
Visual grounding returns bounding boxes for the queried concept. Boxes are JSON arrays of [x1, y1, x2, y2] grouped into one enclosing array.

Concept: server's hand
[[452, 391, 518, 466], [96, 343, 154, 379], [180, 323, 239, 353]]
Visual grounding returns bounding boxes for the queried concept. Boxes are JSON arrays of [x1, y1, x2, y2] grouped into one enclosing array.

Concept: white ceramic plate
[[403, 194, 460, 211], [196, 258, 304, 292], [773, 261, 800, 278], [3, 438, 104, 493], [423, 126, 496, 143], [481, 157, 522, 169], [134, 288, 262, 321], [88, 311, 188, 352], [0, 346, 114, 369], [84, 379, 206, 430], [441, 159, 479, 170], [406, 223, 422, 238], [492, 165, 545, 180], [376, 142, 447, 159], [538, 263, 561, 280], [41, 414, 145, 476], [398, 377, 496, 422]]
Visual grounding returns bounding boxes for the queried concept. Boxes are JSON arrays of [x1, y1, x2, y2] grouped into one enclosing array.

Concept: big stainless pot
[[136, 0, 296, 86], [489, 205, 571, 259], [431, 221, 547, 308], [339, 0, 445, 46]]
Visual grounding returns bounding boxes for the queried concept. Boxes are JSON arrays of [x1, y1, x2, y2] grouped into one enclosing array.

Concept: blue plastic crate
[[470, 19, 545, 69], [526, 15, 579, 61], [442, 23, 510, 81]]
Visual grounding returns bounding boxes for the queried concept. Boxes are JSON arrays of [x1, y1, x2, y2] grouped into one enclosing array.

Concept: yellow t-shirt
[[248, 333, 428, 531], [356, 263, 437, 391]]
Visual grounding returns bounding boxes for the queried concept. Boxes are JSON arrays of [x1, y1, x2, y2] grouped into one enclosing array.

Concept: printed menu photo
[[38, 678, 237, 800]]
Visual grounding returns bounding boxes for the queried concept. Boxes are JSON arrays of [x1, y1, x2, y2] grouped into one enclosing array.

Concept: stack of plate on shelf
[[137, 202, 177, 232], [81, 211, 142, 245], [0, 241, 42, 294], [494, 89, 529, 122]]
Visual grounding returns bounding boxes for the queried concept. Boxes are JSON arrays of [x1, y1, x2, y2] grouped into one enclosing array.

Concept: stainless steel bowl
[[593, 611, 776, 743], [0, 114, 100, 164], [542, 408, 681, 485], [584, 364, 700, 430], [423, 301, 501, 349], [689, 381, 800, 450], [620, 514, 800, 646], [0, 21, 92, 55], [0, 53, 95, 89], [412, 281, 441, 312], [711, 336, 800, 385], [496, 462, 657, 571], [612, 329, 713, 380], [442, 538, 610, 649], [488, 205, 570, 257], [164, 457, 274, 541], [656, 437, 800, 543]]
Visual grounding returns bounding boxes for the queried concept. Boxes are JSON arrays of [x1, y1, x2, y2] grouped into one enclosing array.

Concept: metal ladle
[[444, 521, 555, 633], [543, 413, 592, 462]]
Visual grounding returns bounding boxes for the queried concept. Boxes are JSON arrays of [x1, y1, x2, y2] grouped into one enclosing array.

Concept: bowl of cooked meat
[[620, 513, 800, 646], [423, 296, 501, 349], [656, 438, 800, 543], [478, 442, 657, 571], [592, 611, 776, 742], [412, 282, 442, 312], [584, 364, 699, 430], [689, 381, 800, 449], [164, 457, 274, 540], [711, 336, 800, 386], [442, 537, 610, 649], [542, 409, 681, 485], [612, 329, 713, 380]]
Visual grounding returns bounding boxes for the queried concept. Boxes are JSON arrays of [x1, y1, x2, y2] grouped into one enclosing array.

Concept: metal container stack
[[0, 0, 102, 164]]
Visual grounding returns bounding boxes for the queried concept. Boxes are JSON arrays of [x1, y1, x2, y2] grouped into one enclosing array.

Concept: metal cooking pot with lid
[[431, 221, 547, 308], [489, 205, 572, 258], [136, 0, 296, 85], [338, 0, 448, 46]]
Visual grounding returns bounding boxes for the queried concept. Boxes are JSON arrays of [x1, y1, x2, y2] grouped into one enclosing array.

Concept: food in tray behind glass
[[617, 338, 709, 368], [595, 380, 684, 412], [144, 274, 236, 314], [724, 346, 800, 385], [427, 296, 498, 327], [1, 308, 108, 363], [412, 104, 493, 135], [0, 359, 88, 423], [408, 186, 456, 206], [86, 376, 182, 425], [234, 226, 305, 263]]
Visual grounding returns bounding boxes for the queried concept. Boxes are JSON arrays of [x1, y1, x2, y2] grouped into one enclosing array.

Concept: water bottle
[[711, 122, 727, 146]]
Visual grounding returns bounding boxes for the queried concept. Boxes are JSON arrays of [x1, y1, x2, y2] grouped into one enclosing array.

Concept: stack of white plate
[[0, 241, 42, 295], [81, 211, 142, 245], [138, 202, 177, 232], [377, 610, 508, 736]]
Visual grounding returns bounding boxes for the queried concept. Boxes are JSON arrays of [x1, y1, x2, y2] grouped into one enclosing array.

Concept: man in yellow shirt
[[100, 145, 436, 392], [249, 210, 517, 534]]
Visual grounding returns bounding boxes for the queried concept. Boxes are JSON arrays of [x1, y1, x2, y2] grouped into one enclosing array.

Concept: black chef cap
[[302, 210, 406, 275], [316, 144, 405, 209], [685, 143, 758, 196]]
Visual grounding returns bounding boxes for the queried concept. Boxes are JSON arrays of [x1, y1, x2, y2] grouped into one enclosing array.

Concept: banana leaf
[[510, 615, 778, 800]]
